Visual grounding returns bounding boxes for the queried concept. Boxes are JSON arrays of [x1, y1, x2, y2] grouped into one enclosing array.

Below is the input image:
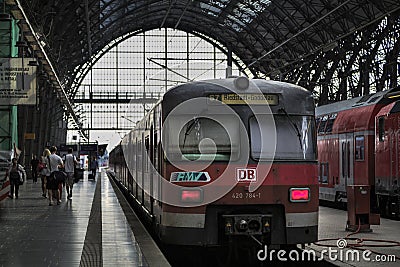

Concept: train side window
[[317, 115, 328, 134], [325, 113, 337, 133], [319, 163, 329, 184], [145, 136, 150, 171], [132, 143, 136, 166], [315, 117, 321, 131], [378, 117, 385, 142], [355, 136, 365, 161], [149, 111, 154, 129], [155, 104, 161, 133], [138, 141, 142, 171]]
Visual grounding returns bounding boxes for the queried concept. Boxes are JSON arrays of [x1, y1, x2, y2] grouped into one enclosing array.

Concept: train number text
[[231, 192, 261, 199]]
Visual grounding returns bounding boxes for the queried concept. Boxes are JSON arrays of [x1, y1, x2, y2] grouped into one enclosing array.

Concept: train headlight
[[181, 188, 203, 203], [234, 76, 249, 90], [289, 188, 310, 202]]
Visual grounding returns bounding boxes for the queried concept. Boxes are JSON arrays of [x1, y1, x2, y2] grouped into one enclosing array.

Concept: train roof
[[164, 77, 311, 98], [315, 87, 400, 117], [162, 77, 314, 115]]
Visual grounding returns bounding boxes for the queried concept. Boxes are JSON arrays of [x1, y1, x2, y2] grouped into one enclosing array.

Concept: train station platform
[[1, 169, 399, 267], [309, 206, 400, 266], [0, 169, 170, 267]]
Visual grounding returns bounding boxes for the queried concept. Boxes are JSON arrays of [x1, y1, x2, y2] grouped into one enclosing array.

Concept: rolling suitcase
[[74, 167, 84, 183], [88, 173, 95, 180]]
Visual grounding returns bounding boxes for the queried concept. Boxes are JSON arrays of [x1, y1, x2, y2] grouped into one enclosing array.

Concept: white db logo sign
[[237, 168, 257, 182]]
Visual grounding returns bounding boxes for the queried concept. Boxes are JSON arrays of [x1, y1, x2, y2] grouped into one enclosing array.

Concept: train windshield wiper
[[182, 117, 200, 148], [278, 108, 302, 148]]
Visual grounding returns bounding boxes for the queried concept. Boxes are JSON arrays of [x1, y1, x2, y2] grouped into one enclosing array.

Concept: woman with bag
[[40, 149, 51, 198], [4, 158, 26, 199]]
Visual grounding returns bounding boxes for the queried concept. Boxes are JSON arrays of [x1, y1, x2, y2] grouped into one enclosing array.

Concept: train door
[[142, 132, 145, 205], [135, 137, 139, 198], [390, 131, 399, 186], [397, 132, 400, 183], [339, 133, 354, 195], [128, 134, 133, 194], [149, 125, 154, 215], [156, 105, 163, 208]]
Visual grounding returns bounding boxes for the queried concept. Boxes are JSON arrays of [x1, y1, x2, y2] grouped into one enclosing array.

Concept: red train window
[[378, 117, 385, 142], [355, 136, 365, 161], [319, 163, 329, 184], [325, 113, 337, 133], [317, 115, 328, 134]]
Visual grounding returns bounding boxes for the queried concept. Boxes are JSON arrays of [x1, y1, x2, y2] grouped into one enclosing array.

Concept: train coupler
[[222, 214, 272, 236]]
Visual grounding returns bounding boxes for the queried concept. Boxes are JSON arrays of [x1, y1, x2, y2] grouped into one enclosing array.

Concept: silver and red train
[[109, 77, 318, 247], [316, 88, 400, 218]]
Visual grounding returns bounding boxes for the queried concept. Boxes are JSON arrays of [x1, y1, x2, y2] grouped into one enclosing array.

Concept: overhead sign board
[[208, 94, 278, 105], [24, 133, 35, 140], [59, 144, 78, 152], [0, 58, 37, 105], [80, 144, 98, 152]]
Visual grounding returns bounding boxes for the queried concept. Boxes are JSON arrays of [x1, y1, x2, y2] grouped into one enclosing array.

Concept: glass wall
[[71, 29, 244, 149]]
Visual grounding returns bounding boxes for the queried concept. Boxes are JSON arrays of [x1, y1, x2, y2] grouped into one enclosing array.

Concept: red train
[[316, 89, 400, 218], [109, 77, 318, 248]]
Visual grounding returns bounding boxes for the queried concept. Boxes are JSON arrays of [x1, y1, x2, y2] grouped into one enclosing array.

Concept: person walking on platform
[[47, 146, 64, 206], [63, 148, 79, 200], [30, 155, 39, 183], [40, 149, 51, 198], [4, 158, 26, 199], [89, 156, 98, 180]]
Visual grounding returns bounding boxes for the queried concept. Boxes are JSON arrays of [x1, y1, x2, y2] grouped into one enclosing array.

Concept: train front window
[[166, 116, 240, 161], [250, 115, 316, 161]]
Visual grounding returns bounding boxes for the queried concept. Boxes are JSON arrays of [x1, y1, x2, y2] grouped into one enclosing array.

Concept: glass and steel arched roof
[[13, 0, 400, 89]]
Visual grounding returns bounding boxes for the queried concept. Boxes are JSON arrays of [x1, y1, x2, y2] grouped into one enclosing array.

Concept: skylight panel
[[200, 0, 231, 17], [200, 3, 221, 17]]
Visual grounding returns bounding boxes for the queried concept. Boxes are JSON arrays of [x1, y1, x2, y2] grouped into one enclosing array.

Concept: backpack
[[50, 171, 67, 184]]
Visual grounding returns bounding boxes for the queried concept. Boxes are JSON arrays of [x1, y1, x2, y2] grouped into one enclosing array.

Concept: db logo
[[236, 168, 257, 182]]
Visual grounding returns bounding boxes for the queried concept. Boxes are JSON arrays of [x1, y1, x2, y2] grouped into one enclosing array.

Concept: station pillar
[[0, 3, 19, 162]]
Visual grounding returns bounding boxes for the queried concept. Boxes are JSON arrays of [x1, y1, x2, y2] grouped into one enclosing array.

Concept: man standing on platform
[[63, 148, 79, 200], [48, 146, 64, 205], [90, 156, 98, 180], [30, 155, 39, 183]]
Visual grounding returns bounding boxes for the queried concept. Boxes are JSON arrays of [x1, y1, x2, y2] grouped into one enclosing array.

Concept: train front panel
[[158, 78, 318, 246]]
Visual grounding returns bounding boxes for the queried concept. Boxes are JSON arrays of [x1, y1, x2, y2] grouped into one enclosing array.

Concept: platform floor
[[0, 169, 169, 267], [1, 170, 399, 267], [309, 206, 400, 266]]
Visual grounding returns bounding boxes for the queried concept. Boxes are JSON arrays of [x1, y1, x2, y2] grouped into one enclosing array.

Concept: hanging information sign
[[0, 58, 37, 105]]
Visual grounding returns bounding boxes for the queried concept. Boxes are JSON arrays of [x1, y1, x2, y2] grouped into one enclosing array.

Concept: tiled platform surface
[[2, 169, 398, 267], [0, 169, 169, 267], [308, 206, 400, 266]]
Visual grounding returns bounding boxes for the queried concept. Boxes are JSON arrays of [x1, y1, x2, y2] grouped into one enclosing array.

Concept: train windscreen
[[166, 115, 240, 161], [250, 115, 316, 161]]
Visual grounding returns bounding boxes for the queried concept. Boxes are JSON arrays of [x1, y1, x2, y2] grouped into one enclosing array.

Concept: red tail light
[[289, 188, 310, 202], [181, 189, 202, 203]]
